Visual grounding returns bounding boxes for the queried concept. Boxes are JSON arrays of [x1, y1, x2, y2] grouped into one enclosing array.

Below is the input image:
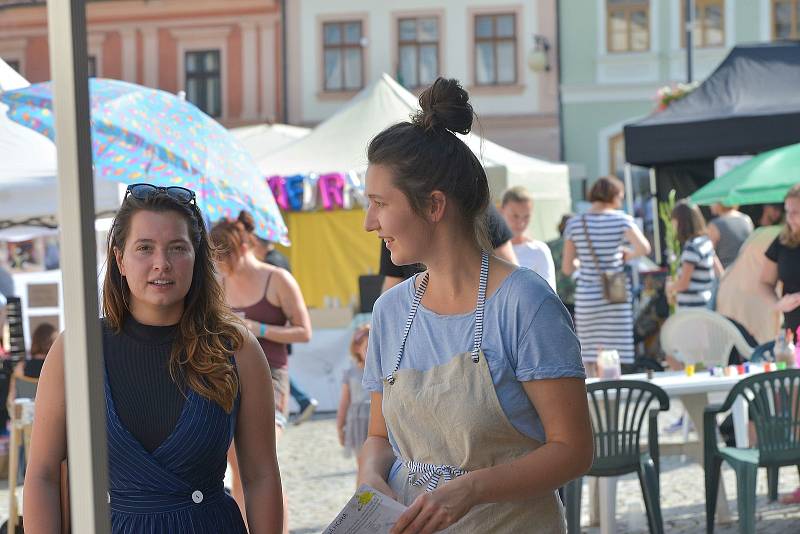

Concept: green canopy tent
[[690, 142, 800, 206]]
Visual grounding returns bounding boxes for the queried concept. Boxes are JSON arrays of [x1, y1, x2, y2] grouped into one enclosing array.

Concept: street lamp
[[527, 35, 551, 73]]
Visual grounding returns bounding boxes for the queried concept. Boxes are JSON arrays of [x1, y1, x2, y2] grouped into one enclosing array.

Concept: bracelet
[[259, 323, 267, 338]]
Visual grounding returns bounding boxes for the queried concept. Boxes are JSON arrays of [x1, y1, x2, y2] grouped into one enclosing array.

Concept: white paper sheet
[[323, 484, 407, 534]]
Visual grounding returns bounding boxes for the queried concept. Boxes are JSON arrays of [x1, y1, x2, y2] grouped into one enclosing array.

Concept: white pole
[[649, 167, 662, 265], [623, 163, 641, 315], [623, 163, 635, 215], [47, 1, 109, 532]]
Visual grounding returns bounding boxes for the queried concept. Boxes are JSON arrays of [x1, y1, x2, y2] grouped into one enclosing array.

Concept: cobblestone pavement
[[279, 413, 800, 534], [1, 411, 797, 533]]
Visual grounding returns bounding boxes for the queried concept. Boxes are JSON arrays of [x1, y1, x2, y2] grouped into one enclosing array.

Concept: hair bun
[[413, 78, 473, 135], [237, 210, 255, 233]]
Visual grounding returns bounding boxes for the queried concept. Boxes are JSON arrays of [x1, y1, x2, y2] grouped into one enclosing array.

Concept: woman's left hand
[[390, 478, 475, 534], [622, 247, 634, 262]]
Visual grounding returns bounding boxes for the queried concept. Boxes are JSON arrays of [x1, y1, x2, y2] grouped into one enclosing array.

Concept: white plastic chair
[[660, 308, 756, 446], [660, 308, 755, 368]]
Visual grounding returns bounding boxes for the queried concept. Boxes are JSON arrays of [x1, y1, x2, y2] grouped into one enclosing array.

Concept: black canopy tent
[[624, 42, 800, 202]]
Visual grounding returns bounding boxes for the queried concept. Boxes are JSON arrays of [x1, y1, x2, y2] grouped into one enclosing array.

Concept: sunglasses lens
[[128, 183, 158, 200], [167, 187, 195, 204]]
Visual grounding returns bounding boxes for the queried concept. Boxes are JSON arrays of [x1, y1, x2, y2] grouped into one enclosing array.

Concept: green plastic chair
[[566, 380, 670, 534], [704, 369, 800, 534]]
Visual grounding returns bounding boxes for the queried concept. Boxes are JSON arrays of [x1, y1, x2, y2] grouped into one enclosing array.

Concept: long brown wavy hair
[[779, 184, 800, 248], [102, 191, 243, 413]]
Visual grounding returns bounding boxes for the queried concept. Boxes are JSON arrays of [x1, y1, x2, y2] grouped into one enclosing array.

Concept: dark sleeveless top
[[102, 316, 186, 453], [23, 358, 45, 378], [102, 316, 246, 533], [234, 272, 289, 369]]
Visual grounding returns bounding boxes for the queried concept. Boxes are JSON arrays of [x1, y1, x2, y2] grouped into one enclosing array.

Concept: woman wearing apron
[[360, 78, 593, 533]]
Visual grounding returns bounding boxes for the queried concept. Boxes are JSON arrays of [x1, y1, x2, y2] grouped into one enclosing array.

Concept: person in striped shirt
[[666, 201, 723, 309]]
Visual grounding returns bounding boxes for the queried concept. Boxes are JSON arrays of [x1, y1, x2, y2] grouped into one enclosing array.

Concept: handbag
[[582, 216, 629, 304]]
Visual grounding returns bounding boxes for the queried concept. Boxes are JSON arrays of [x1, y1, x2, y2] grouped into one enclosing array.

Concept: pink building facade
[[0, 0, 282, 126]]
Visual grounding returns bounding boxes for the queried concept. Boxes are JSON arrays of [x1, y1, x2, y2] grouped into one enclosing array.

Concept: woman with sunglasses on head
[[24, 184, 283, 533], [360, 78, 592, 533], [210, 211, 311, 533]]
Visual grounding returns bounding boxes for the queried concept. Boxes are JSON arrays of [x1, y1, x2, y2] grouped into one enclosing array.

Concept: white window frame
[[321, 19, 366, 93], [767, 0, 800, 39], [595, 0, 660, 84], [669, 0, 735, 50], [171, 27, 231, 120], [600, 0, 654, 54]]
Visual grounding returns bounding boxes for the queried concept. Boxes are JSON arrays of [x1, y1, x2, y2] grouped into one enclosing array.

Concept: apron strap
[[386, 251, 490, 385], [471, 251, 489, 363], [386, 272, 429, 385]]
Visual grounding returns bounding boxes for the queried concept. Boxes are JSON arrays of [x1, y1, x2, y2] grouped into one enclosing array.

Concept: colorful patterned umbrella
[[0, 78, 289, 245]]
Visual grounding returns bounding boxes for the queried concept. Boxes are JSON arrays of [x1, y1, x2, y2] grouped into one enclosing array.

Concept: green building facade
[[559, 0, 785, 196]]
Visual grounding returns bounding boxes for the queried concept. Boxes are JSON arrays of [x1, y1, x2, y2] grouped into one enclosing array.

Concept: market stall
[[253, 74, 571, 310], [624, 42, 800, 203]]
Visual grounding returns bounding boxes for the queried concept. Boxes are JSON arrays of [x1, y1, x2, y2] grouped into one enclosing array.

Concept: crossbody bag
[[581, 215, 628, 304]]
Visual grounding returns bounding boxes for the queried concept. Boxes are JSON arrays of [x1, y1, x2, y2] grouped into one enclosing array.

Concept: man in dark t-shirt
[[380, 204, 517, 291]]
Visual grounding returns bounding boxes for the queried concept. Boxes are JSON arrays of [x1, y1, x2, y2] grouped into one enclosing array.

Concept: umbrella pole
[[47, 1, 110, 532]]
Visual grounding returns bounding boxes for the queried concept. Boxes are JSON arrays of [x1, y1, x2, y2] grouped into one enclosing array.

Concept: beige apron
[[382, 252, 565, 533]]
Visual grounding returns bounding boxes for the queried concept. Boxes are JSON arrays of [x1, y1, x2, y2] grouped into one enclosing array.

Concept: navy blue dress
[[104, 353, 247, 532]]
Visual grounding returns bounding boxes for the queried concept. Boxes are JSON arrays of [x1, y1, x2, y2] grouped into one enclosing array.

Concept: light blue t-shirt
[[363, 267, 585, 454]]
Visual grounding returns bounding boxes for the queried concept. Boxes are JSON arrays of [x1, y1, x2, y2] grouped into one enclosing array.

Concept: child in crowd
[[667, 200, 723, 309], [336, 324, 370, 460]]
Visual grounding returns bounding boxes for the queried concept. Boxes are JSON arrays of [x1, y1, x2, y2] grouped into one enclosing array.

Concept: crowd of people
[[0, 74, 796, 532]]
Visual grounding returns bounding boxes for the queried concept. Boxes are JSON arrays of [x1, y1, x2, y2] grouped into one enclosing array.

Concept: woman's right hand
[[775, 292, 800, 313], [357, 470, 397, 501], [337, 424, 345, 446]]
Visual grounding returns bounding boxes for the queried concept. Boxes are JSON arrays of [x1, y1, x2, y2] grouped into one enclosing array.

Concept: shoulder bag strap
[[581, 215, 603, 272]]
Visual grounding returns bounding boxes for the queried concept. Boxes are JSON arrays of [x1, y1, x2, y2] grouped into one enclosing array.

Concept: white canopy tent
[[0, 59, 123, 232], [255, 74, 571, 240], [230, 122, 310, 163], [0, 59, 28, 92]]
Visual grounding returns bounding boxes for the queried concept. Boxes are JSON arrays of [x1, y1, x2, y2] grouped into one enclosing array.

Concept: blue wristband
[[259, 323, 267, 337]]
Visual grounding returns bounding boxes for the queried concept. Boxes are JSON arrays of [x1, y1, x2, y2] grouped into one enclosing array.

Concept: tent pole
[[685, 0, 694, 82], [623, 163, 641, 307], [623, 163, 635, 216], [649, 167, 662, 265], [47, 1, 110, 532]]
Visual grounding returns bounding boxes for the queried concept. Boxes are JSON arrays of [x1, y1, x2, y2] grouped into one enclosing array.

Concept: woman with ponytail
[[24, 184, 283, 533], [210, 211, 311, 531]]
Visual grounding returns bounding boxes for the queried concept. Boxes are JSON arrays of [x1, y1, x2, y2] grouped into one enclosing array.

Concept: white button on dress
[[191, 490, 203, 504]]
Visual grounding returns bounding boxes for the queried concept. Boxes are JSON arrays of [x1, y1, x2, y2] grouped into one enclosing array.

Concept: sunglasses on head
[[125, 183, 196, 205]]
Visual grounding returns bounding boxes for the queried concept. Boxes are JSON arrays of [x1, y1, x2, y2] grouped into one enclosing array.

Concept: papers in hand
[[324, 484, 407, 534]]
